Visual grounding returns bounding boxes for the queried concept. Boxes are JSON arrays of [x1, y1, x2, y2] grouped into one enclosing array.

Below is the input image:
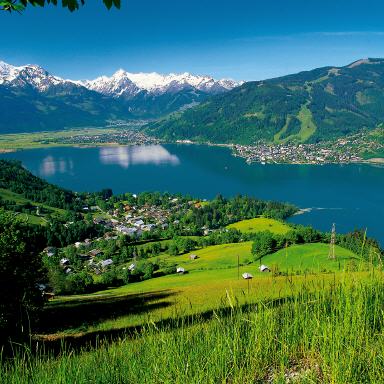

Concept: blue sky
[[1, 0, 384, 81]]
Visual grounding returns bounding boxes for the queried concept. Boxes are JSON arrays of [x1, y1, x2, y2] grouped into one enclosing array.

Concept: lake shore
[[0, 129, 383, 166]]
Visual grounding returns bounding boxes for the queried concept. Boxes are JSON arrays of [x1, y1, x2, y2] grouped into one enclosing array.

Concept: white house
[[100, 259, 114, 268], [242, 272, 253, 279], [259, 265, 270, 272], [60, 258, 70, 266]]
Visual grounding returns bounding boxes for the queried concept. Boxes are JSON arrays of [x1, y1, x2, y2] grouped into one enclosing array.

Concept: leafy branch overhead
[[0, 0, 120, 12]]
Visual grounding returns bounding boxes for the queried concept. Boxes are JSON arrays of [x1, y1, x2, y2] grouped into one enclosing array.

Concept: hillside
[[147, 58, 384, 144], [0, 160, 79, 210]]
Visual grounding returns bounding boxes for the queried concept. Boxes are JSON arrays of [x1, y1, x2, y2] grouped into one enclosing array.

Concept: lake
[[1, 144, 383, 244]]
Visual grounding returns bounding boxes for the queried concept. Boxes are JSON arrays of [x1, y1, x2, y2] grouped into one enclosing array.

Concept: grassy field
[[260, 243, 363, 273], [227, 217, 291, 234], [0, 127, 119, 151], [2, 273, 384, 383], [1, 235, 379, 383], [296, 103, 317, 142], [153, 241, 253, 271], [37, 241, 365, 339]]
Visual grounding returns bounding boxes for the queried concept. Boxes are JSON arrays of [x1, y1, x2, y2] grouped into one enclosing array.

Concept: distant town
[[233, 141, 362, 165], [52, 128, 159, 146]]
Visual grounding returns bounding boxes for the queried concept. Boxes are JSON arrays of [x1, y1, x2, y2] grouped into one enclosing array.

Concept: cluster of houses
[[44, 240, 116, 276], [89, 202, 177, 239], [234, 142, 362, 164]]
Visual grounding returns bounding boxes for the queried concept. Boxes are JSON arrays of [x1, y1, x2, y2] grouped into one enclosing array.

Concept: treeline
[[182, 195, 296, 231]]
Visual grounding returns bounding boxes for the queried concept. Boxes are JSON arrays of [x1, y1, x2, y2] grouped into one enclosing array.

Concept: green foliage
[[251, 231, 276, 259], [0, 0, 120, 12], [0, 160, 80, 210], [182, 195, 296, 232], [0, 209, 46, 344]]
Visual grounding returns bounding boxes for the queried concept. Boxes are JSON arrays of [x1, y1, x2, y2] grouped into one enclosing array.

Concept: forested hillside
[[147, 58, 384, 144], [0, 160, 79, 210]]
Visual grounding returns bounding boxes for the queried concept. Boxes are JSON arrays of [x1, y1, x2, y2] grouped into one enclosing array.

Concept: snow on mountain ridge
[[83, 69, 243, 97], [0, 60, 77, 91], [0, 60, 243, 96]]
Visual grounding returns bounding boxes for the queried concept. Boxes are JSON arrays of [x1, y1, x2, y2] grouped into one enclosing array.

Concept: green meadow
[[260, 243, 362, 273], [0, 128, 119, 151], [35, 239, 369, 340], [227, 217, 291, 234], [2, 271, 383, 383]]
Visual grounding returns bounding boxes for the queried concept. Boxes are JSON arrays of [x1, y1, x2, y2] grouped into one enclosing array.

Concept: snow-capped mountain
[[0, 60, 242, 99], [0, 61, 78, 92], [82, 70, 242, 98], [0, 59, 244, 133]]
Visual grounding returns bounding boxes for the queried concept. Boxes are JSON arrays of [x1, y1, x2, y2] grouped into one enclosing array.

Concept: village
[[52, 128, 159, 146], [233, 141, 362, 164], [44, 195, 209, 278], [233, 130, 384, 164]]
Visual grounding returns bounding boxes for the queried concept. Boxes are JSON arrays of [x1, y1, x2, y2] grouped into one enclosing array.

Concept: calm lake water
[[2, 144, 383, 244]]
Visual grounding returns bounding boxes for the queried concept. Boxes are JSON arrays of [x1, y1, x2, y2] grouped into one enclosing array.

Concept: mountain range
[[147, 58, 384, 144], [2, 58, 384, 144], [0, 60, 241, 133]]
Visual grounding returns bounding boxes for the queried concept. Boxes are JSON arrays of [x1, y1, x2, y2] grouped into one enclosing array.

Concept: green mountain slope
[[147, 58, 384, 144], [0, 85, 133, 133], [0, 160, 79, 210]]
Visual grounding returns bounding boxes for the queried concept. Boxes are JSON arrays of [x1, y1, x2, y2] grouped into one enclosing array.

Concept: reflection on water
[[40, 156, 74, 177], [99, 145, 180, 168]]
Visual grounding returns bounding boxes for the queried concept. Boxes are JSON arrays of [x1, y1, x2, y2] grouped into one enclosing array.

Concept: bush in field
[[251, 231, 276, 259]]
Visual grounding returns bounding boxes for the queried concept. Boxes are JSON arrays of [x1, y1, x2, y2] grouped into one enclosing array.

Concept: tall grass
[[1, 273, 384, 383]]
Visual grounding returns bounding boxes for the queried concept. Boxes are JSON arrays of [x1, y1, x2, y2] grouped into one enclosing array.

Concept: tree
[[251, 231, 276, 260], [0, 210, 46, 344], [1, 0, 120, 13]]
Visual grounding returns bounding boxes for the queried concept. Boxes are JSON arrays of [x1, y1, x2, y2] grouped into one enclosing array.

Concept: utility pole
[[237, 254, 240, 280], [328, 223, 336, 260]]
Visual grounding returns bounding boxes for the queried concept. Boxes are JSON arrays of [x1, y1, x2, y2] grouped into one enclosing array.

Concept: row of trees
[[182, 194, 296, 231]]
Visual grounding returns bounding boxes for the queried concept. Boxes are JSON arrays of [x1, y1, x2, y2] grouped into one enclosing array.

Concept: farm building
[[242, 272, 253, 279], [89, 249, 103, 257], [100, 259, 114, 268], [176, 267, 185, 274], [259, 265, 270, 272]]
